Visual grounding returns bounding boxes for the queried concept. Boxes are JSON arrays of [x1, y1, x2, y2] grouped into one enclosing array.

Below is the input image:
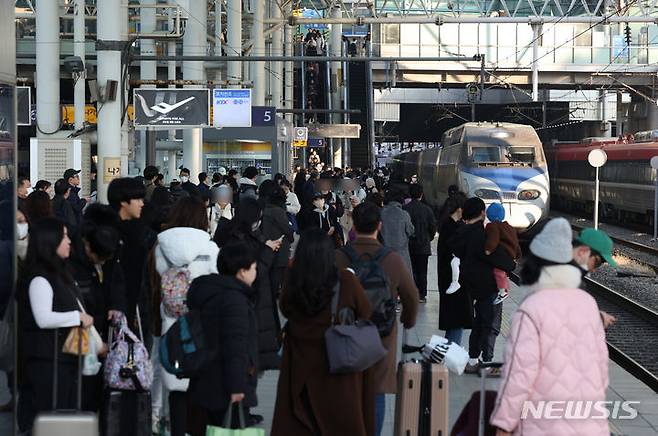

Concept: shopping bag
[[205, 402, 264, 436], [422, 334, 470, 375]]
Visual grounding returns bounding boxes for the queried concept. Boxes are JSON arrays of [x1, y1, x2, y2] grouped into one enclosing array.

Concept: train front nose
[[501, 201, 544, 231]]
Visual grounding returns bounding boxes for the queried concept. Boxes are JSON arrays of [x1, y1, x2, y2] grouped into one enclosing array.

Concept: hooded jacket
[[187, 274, 259, 412], [154, 226, 219, 391], [238, 177, 258, 200], [490, 264, 609, 436]]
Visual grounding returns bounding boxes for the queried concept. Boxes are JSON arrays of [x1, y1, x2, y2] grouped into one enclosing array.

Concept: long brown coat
[[335, 237, 419, 394], [271, 270, 376, 436]]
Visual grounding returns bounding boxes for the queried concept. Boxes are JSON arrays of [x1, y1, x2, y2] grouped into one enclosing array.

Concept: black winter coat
[[217, 230, 280, 371], [53, 195, 77, 234], [404, 199, 437, 255], [67, 185, 87, 225], [187, 274, 259, 412], [450, 221, 516, 301], [262, 204, 294, 268], [117, 219, 156, 348], [437, 218, 472, 330], [70, 248, 126, 341]]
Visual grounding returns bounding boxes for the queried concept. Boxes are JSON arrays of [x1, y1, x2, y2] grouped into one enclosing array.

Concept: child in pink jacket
[[490, 218, 609, 436]]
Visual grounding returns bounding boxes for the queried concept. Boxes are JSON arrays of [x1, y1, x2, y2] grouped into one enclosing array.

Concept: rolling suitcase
[[102, 390, 152, 436], [394, 332, 449, 436], [33, 328, 99, 436], [450, 362, 502, 436]]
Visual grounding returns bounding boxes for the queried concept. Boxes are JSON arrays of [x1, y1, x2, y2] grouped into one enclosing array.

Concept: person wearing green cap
[[573, 227, 618, 328], [573, 228, 618, 271]]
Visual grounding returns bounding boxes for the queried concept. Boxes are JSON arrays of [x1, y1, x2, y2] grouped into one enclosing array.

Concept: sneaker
[[248, 413, 264, 426], [151, 414, 160, 435], [493, 291, 509, 305], [464, 361, 481, 374], [419, 297, 427, 303], [445, 281, 461, 295]]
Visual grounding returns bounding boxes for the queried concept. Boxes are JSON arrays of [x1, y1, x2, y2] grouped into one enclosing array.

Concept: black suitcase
[[33, 328, 99, 436], [101, 390, 152, 436]]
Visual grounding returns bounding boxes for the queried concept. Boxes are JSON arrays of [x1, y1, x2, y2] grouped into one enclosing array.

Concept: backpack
[[159, 309, 216, 379], [340, 245, 396, 337], [238, 184, 257, 200], [161, 266, 192, 318], [160, 252, 210, 318]]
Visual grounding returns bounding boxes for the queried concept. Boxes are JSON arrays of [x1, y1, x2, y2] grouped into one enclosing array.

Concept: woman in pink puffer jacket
[[490, 218, 609, 436]]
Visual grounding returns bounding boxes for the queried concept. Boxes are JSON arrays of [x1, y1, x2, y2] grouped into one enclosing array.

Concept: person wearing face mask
[[490, 218, 609, 436], [299, 192, 343, 247], [17, 176, 31, 211], [16, 209, 29, 262], [572, 228, 618, 328], [213, 198, 283, 425], [179, 167, 201, 200]]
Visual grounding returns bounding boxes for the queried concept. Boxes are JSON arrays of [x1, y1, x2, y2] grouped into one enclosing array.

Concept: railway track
[[570, 222, 658, 258], [510, 273, 658, 393]]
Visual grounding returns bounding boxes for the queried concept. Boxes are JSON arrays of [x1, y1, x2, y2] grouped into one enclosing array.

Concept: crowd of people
[[3, 162, 619, 436]]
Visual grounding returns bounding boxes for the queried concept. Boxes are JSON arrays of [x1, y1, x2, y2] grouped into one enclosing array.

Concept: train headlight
[[518, 189, 541, 200], [474, 189, 500, 200]]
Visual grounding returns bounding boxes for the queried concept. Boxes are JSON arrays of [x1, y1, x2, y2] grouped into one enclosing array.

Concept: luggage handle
[[51, 323, 84, 411], [478, 361, 503, 436], [223, 401, 247, 429], [401, 328, 424, 355]]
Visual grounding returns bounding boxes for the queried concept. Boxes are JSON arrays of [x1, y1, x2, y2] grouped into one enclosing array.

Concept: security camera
[[63, 56, 85, 75]]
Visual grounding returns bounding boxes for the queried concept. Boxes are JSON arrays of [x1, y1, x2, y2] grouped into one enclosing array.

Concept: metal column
[[36, 0, 61, 136], [227, 0, 242, 86], [251, 0, 265, 105], [73, 0, 85, 132], [342, 39, 350, 168], [140, 0, 157, 169], [366, 35, 375, 168], [182, 0, 206, 182], [97, 0, 123, 203], [330, 6, 342, 168], [284, 13, 294, 123], [531, 23, 541, 102], [271, 0, 283, 109]]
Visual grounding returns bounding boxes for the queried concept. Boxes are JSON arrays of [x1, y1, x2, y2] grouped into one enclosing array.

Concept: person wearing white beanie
[[490, 217, 609, 436]]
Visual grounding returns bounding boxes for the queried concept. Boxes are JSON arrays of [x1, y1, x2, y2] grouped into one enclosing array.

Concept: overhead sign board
[[134, 88, 209, 128], [308, 138, 326, 148], [308, 123, 361, 138], [213, 89, 252, 128]]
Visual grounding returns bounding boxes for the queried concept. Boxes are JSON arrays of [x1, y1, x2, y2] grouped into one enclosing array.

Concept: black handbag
[[324, 277, 387, 374]]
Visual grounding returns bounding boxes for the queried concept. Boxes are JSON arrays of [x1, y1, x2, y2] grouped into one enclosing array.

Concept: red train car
[[545, 135, 658, 223]]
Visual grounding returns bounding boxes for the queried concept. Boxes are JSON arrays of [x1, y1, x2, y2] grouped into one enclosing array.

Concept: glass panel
[[382, 24, 400, 44], [471, 146, 501, 162], [400, 24, 420, 45], [507, 146, 535, 163], [420, 24, 438, 45], [0, 83, 15, 321]]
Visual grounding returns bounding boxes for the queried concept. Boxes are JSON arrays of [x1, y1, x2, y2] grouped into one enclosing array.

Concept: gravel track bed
[[590, 265, 658, 313], [585, 288, 658, 379]]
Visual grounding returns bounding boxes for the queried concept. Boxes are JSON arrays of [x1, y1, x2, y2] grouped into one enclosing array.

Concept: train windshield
[[506, 146, 535, 163], [471, 146, 501, 162]]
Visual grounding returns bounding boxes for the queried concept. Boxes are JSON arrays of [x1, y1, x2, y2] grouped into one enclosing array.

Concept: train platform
[[1, 254, 657, 436], [251, 252, 658, 436]]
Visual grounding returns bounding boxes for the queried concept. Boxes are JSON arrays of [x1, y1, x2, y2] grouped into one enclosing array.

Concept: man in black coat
[[451, 198, 515, 369], [179, 167, 201, 199], [107, 177, 155, 351], [64, 168, 88, 225], [404, 184, 437, 303], [186, 241, 260, 429]]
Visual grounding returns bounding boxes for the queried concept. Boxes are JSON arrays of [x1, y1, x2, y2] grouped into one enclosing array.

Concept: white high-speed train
[[390, 122, 550, 231]]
